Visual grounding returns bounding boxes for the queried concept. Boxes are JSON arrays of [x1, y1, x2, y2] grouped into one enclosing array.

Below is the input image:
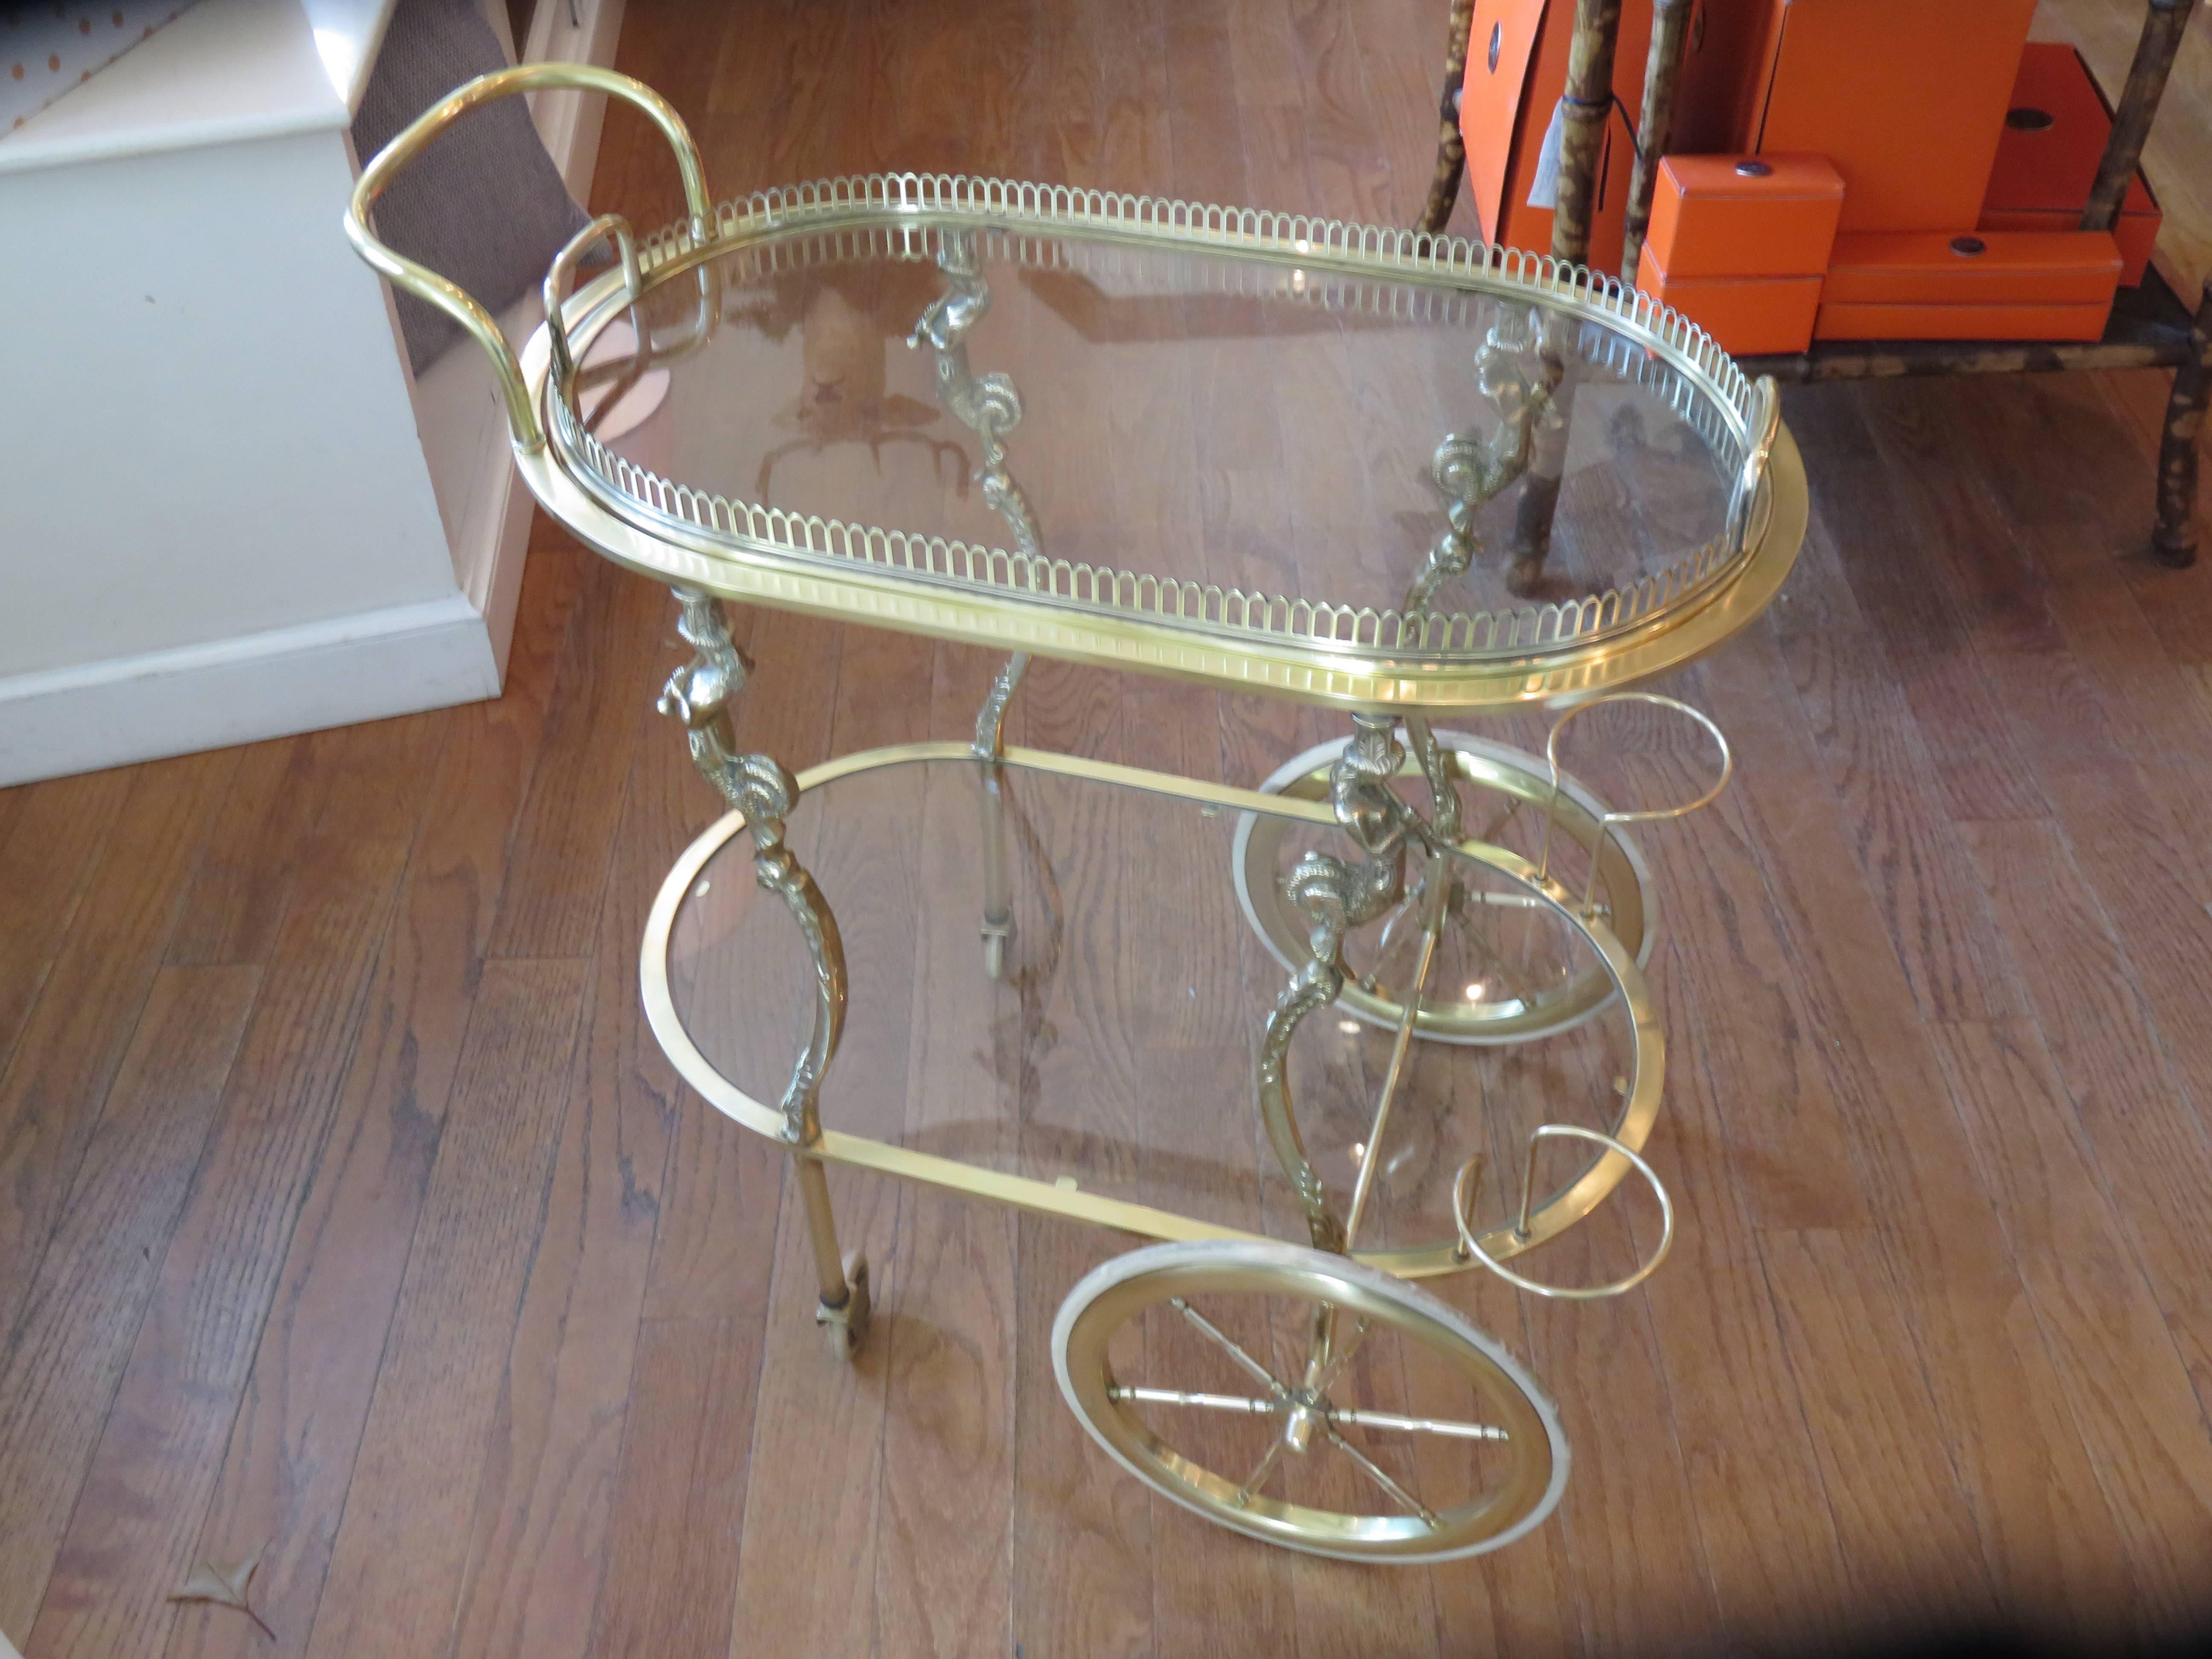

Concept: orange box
[[1645, 154, 1843, 279], [1636, 244, 1821, 355], [1814, 300, 2114, 341], [1744, 0, 2037, 233], [1670, 0, 1776, 155], [1460, 0, 1655, 273], [1979, 42, 2161, 287], [1816, 230, 2121, 341]]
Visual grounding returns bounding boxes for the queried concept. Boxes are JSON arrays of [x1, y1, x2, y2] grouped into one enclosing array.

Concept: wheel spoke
[[1171, 1298, 1287, 1396], [1233, 1437, 1288, 1508], [1308, 1316, 1371, 1394], [1329, 1406, 1508, 1442], [1324, 1425, 1441, 1528], [1111, 1386, 1284, 1416]]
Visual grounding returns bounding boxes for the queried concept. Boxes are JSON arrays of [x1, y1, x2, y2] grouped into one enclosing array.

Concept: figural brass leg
[[1257, 717, 1408, 1254], [974, 652, 1028, 979], [2154, 276, 2210, 569], [913, 233, 1047, 978], [658, 587, 866, 1356]]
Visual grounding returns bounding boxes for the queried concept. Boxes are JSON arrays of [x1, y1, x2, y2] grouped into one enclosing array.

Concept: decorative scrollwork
[[909, 229, 1045, 562], [1257, 717, 1414, 1253], [1403, 314, 1565, 617], [973, 651, 1029, 760], [657, 587, 847, 1142]]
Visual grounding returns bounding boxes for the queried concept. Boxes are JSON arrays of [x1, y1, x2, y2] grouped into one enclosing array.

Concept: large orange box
[[1636, 244, 1821, 354], [1645, 154, 1843, 279], [1743, 0, 2037, 233], [1669, 0, 1776, 155], [1816, 229, 2121, 340], [1459, 0, 1655, 273], [1978, 41, 2162, 287]]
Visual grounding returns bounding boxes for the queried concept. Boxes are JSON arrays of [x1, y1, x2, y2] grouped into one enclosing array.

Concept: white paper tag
[[1527, 101, 1567, 209]]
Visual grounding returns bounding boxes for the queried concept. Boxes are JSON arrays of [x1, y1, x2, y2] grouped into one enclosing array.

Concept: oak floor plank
[[0, 767, 134, 1078], [1958, 816, 2212, 1415], [1763, 506, 2026, 1025], [28, 713, 446, 1659], [584, 1315, 767, 1659], [1781, 387, 2053, 826], [1681, 625, 2133, 1636], [488, 552, 667, 960], [0, 965, 259, 1640], [296, 958, 589, 1658], [1602, 753, 1856, 1639], [162, 544, 589, 1659], [165, 735, 330, 969], [0, 749, 242, 1349], [1930, 1016, 2212, 1636], [1760, 1228, 1999, 1627]]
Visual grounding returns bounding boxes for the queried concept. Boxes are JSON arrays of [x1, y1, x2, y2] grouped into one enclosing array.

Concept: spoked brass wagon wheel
[[1052, 1240, 1567, 1562], [1233, 730, 1656, 1045]]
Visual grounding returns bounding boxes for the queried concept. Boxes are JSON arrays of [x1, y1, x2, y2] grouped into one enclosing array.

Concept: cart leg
[[1417, 0, 1477, 236], [2154, 276, 2211, 570], [974, 652, 1027, 979], [658, 589, 865, 1359], [797, 1155, 871, 1360], [1257, 718, 1408, 1253]]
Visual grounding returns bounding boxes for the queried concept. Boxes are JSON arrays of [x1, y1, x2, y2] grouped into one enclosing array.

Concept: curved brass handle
[[343, 63, 713, 451], [1451, 1123, 1675, 1300], [1725, 375, 1781, 560], [544, 212, 642, 385]]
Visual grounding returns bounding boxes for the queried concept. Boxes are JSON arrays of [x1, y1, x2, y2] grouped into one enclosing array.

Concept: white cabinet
[[0, 0, 623, 785]]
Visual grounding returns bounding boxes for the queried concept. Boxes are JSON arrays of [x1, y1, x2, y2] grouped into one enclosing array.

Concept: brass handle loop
[[1537, 692, 1731, 917], [1451, 1124, 1674, 1301], [544, 212, 642, 385], [344, 64, 713, 452], [1726, 375, 1781, 559]]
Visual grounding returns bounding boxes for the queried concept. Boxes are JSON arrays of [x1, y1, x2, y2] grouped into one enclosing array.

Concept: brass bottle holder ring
[[1536, 691, 1733, 921], [1450, 1123, 1676, 1301]]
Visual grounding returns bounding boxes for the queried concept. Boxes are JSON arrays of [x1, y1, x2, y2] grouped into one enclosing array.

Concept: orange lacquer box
[[1743, 0, 2037, 233], [1979, 41, 2162, 287], [1816, 230, 2122, 341], [1645, 154, 1844, 278], [1636, 247, 1823, 355]]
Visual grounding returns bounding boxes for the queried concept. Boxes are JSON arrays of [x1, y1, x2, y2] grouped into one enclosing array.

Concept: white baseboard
[[0, 594, 500, 786]]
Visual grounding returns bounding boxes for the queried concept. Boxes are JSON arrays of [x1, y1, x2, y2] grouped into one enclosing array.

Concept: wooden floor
[[7, 1, 2212, 1653]]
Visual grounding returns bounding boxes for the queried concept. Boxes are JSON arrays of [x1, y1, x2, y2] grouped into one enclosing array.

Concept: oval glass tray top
[[529, 178, 1803, 710]]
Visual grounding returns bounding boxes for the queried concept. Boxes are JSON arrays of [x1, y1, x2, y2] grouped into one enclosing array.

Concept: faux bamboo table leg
[[1418, 0, 1477, 236], [1619, 0, 1690, 287], [2155, 278, 2211, 568], [2081, 0, 2199, 235], [1510, 0, 1623, 592]]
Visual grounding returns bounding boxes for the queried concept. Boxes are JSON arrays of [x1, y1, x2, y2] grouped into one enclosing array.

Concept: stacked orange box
[[1979, 41, 2163, 287], [1738, 0, 2037, 233], [1816, 230, 2122, 340], [1635, 154, 1843, 355]]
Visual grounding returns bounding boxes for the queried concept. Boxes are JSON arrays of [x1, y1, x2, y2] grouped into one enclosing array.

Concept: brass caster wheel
[[816, 1252, 871, 1362], [1053, 1240, 1567, 1561], [1233, 732, 1654, 1044]]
